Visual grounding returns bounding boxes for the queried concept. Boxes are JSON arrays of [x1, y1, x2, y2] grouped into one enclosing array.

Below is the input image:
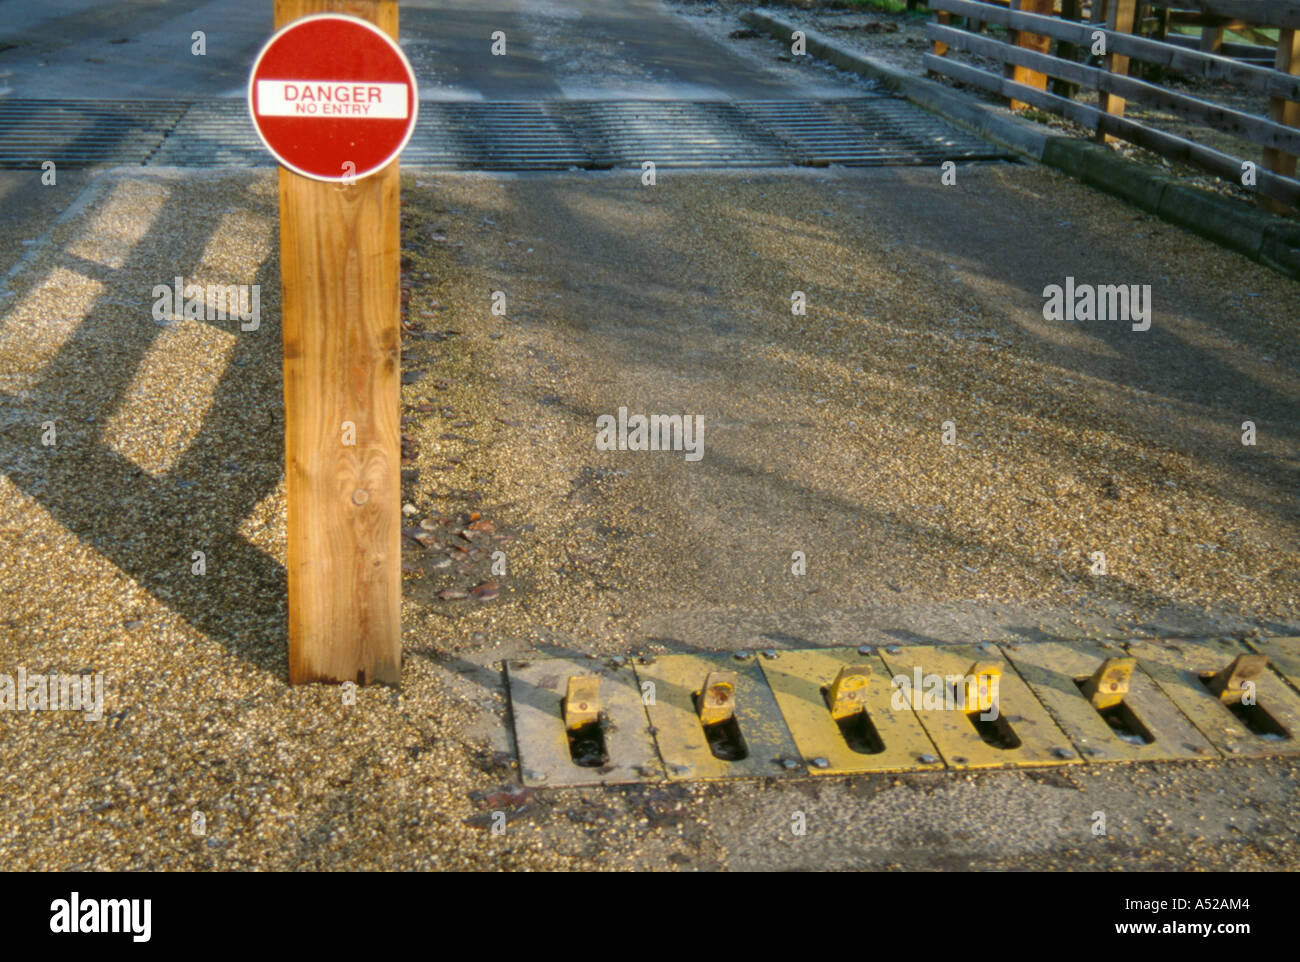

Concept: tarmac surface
[[0, 0, 868, 101]]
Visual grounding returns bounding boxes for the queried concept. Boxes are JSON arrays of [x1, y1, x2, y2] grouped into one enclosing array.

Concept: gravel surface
[[0, 162, 1297, 870]]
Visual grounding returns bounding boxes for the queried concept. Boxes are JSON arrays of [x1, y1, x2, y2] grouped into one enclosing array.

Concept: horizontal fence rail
[[926, 0, 1300, 211]]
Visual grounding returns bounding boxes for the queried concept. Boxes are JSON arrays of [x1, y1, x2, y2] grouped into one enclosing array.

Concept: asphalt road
[[0, 0, 864, 100]]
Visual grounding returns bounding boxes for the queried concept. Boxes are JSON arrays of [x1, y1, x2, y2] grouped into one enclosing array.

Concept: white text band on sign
[[256, 80, 409, 118]]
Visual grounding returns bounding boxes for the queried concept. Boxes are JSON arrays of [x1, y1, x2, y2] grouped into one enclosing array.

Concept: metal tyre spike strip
[[506, 638, 1300, 786], [635, 654, 802, 781], [1126, 637, 1300, 758], [760, 647, 944, 774], [874, 644, 1083, 769], [506, 658, 663, 787], [1001, 640, 1217, 762]]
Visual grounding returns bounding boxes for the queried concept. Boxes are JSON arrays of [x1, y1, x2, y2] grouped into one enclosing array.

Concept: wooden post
[[278, 0, 403, 685], [1053, 0, 1083, 99], [1263, 28, 1300, 214], [1199, 23, 1225, 55], [932, 10, 952, 61], [1007, 0, 1057, 110], [1097, 0, 1138, 141]]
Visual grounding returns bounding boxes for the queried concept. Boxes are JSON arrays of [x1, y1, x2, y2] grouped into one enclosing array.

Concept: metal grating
[[0, 99, 186, 167], [405, 102, 590, 169], [0, 96, 1007, 170], [739, 98, 998, 166], [147, 100, 268, 167], [555, 100, 792, 168]]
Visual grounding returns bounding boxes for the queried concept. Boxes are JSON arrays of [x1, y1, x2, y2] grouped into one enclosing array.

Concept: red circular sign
[[248, 14, 418, 182]]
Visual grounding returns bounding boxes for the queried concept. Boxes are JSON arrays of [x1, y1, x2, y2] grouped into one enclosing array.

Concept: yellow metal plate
[[1002, 640, 1218, 762], [507, 658, 664, 787], [876, 644, 1082, 769], [1247, 637, 1300, 694], [760, 648, 944, 774], [1128, 637, 1300, 757], [635, 654, 802, 781]]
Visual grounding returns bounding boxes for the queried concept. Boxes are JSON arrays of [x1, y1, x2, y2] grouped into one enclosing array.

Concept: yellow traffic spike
[[1205, 654, 1269, 705], [825, 664, 872, 721], [963, 661, 1001, 713], [1080, 656, 1136, 710], [563, 675, 600, 731], [698, 670, 738, 726]]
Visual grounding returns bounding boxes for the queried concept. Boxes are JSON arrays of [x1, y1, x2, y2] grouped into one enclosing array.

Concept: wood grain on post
[[1007, 0, 1057, 110], [1263, 28, 1300, 214], [277, 0, 402, 685], [1098, 0, 1138, 142]]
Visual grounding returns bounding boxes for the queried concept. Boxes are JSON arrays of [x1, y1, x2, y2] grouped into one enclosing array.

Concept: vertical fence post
[[1097, 0, 1138, 142], [1263, 28, 1300, 214], [1007, 0, 1057, 110], [931, 7, 952, 61], [1053, 0, 1083, 99], [276, 0, 403, 686]]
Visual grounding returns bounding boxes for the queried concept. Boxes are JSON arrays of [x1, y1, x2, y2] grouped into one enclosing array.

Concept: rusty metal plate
[[1247, 637, 1300, 695], [506, 658, 664, 787], [635, 654, 801, 781], [1128, 637, 1300, 758], [1002, 640, 1218, 763], [760, 648, 944, 774], [875, 644, 1082, 769]]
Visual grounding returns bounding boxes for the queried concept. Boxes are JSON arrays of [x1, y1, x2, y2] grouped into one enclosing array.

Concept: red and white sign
[[248, 14, 418, 182]]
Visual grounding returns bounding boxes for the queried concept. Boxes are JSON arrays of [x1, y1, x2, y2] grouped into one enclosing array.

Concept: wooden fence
[[923, 0, 1300, 212]]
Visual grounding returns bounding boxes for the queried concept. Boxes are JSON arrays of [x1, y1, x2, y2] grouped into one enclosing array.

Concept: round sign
[[248, 14, 418, 182]]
